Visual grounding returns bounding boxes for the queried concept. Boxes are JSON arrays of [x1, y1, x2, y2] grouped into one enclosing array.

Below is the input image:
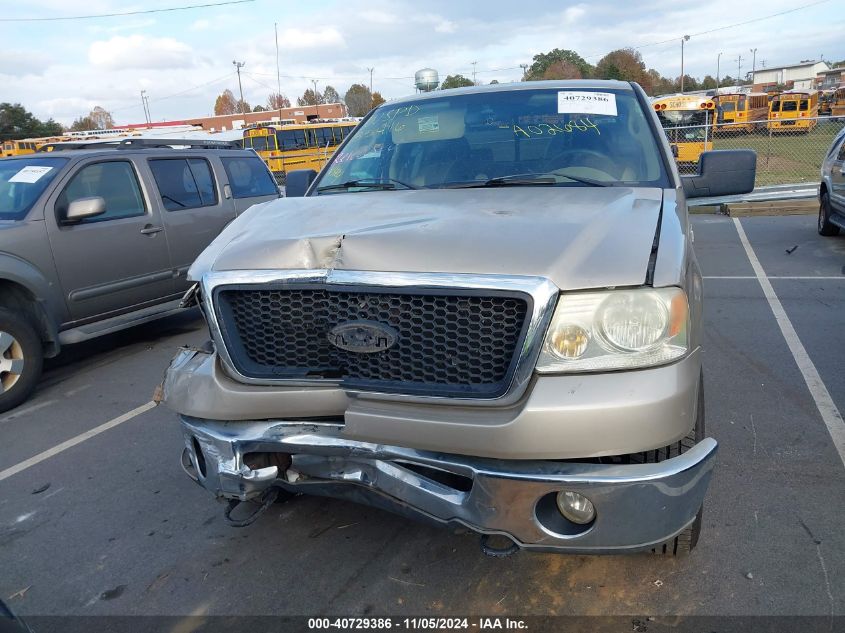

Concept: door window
[[149, 158, 218, 211], [220, 156, 278, 198], [56, 161, 145, 223]]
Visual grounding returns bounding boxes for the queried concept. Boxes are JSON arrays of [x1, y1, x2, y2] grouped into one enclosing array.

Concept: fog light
[[556, 491, 595, 525], [549, 324, 589, 360]]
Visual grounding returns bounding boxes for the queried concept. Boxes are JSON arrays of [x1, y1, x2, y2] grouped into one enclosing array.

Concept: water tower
[[415, 68, 439, 92]]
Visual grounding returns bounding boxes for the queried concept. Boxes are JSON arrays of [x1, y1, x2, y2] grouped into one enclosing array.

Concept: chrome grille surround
[[200, 270, 559, 406]]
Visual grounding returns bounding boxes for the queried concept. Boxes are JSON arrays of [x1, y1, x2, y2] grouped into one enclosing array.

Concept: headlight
[[536, 287, 689, 373]]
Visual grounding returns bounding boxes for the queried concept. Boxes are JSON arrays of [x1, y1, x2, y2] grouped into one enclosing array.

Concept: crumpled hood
[[190, 187, 663, 290]]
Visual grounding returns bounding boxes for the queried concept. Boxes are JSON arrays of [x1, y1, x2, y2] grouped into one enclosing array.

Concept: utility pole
[[716, 52, 722, 95], [735, 55, 743, 87], [140, 90, 150, 124], [680, 35, 690, 93], [471, 61, 478, 85], [520, 63, 529, 80], [232, 60, 246, 113], [367, 67, 374, 95], [312, 79, 320, 118], [274, 23, 282, 116], [749, 48, 757, 86]]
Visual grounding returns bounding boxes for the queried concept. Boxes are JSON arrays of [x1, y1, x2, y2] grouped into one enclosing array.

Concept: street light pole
[[520, 63, 529, 81], [716, 52, 722, 95], [749, 48, 757, 86], [274, 23, 282, 117], [367, 67, 374, 95], [736, 55, 743, 87], [680, 35, 690, 93], [312, 79, 320, 118], [232, 60, 246, 113]]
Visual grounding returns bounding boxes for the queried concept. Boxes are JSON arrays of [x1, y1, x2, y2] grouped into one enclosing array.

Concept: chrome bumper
[[180, 417, 717, 554]]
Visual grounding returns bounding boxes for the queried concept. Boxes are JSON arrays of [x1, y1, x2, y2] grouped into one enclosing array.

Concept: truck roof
[[387, 79, 634, 106]]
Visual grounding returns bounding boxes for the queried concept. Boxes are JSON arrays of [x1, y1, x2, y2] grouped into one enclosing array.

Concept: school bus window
[[781, 101, 797, 112], [276, 129, 308, 150], [799, 100, 808, 110]]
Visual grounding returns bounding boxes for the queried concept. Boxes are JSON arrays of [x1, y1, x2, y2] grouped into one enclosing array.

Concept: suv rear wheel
[[0, 309, 43, 414]]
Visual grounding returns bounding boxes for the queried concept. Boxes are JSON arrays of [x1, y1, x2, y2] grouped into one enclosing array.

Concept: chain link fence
[[664, 116, 845, 188]]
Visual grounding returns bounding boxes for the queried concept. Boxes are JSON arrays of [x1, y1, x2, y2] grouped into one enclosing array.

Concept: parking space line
[[704, 276, 845, 280], [733, 218, 845, 468], [0, 401, 157, 483]]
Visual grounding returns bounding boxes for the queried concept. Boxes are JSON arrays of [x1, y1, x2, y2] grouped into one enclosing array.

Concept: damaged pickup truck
[[162, 80, 756, 555]]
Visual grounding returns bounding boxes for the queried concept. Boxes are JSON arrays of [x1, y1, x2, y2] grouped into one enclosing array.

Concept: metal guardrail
[[687, 182, 818, 207]]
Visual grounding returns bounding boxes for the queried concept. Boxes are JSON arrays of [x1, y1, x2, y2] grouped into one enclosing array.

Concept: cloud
[[0, 50, 51, 77], [88, 35, 196, 70], [277, 27, 345, 50]]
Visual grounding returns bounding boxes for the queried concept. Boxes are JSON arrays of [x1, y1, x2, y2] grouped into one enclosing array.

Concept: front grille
[[214, 286, 531, 398]]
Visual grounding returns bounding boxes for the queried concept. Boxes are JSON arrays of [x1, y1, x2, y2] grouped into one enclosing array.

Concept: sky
[[1, 0, 843, 126]]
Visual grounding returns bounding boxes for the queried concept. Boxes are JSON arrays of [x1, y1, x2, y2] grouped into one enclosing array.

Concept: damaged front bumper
[[179, 415, 717, 554]]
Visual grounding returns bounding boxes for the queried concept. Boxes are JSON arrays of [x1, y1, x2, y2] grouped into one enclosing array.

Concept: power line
[[582, 0, 831, 59], [109, 72, 232, 113], [0, 0, 255, 22]]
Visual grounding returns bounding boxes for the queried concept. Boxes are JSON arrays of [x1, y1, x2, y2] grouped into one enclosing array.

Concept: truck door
[[144, 156, 236, 293], [46, 158, 175, 322]]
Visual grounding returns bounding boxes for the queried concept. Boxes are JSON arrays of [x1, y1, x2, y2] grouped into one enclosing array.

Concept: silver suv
[[818, 126, 845, 236], [0, 140, 279, 412], [162, 81, 756, 555]]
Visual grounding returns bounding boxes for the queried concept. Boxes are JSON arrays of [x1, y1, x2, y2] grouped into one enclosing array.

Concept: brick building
[[123, 102, 348, 132]]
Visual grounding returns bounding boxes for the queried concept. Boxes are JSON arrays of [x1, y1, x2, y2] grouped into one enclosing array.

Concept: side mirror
[[285, 169, 318, 197], [65, 196, 106, 222], [682, 150, 756, 199]]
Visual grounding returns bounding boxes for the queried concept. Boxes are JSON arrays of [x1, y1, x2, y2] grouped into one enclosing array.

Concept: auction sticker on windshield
[[558, 91, 617, 116], [9, 165, 53, 183]]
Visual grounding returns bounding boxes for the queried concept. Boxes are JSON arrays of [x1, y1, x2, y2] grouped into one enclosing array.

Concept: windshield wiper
[[443, 174, 558, 189], [315, 178, 416, 193], [547, 170, 613, 187]]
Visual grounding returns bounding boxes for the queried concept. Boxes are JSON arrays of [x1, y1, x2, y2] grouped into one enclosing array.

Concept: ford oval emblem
[[328, 320, 398, 353]]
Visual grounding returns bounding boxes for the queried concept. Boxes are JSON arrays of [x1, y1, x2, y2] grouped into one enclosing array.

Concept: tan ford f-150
[[162, 80, 756, 555]]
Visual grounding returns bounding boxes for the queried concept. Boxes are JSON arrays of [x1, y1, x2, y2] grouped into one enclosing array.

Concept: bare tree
[[267, 92, 291, 110]]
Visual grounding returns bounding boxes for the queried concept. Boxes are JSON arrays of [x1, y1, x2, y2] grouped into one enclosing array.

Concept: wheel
[[632, 372, 705, 555], [818, 192, 840, 236], [0, 308, 43, 414]]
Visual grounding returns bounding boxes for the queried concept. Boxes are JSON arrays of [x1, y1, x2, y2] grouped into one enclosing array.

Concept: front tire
[[818, 192, 840, 236], [0, 309, 43, 414], [634, 372, 705, 555]]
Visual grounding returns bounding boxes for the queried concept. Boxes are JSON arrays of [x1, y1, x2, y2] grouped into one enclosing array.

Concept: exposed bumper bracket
[[179, 416, 717, 554]]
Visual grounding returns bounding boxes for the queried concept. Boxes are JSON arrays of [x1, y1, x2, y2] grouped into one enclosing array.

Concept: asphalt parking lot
[[1, 214, 843, 629]]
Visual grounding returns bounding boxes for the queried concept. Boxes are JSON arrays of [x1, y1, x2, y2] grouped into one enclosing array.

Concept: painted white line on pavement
[[0, 400, 58, 424], [704, 276, 845, 280], [0, 401, 157, 483], [733, 218, 845, 467]]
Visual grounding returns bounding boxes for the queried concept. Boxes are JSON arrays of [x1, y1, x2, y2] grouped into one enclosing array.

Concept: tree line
[[212, 84, 386, 118], [442, 47, 750, 95]]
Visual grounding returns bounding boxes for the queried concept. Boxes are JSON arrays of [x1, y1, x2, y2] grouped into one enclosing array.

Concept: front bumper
[[180, 416, 717, 554]]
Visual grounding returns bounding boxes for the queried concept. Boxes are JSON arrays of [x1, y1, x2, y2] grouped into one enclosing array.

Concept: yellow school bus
[[652, 95, 715, 167], [768, 91, 819, 132], [242, 120, 358, 183], [1, 139, 40, 157], [831, 87, 845, 117], [714, 92, 769, 132]]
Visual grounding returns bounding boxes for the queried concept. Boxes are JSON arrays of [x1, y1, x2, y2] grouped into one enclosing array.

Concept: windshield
[[314, 88, 667, 192], [245, 134, 275, 152], [0, 156, 68, 221], [655, 110, 710, 142]]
